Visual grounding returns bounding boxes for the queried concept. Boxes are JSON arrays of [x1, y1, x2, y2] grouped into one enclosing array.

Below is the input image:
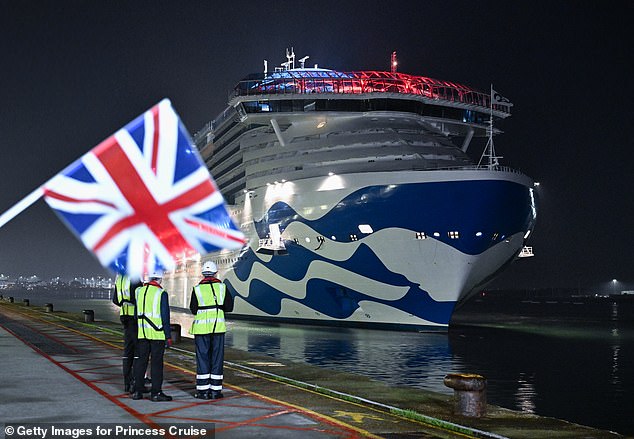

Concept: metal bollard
[[23, 299, 30, 306], [170, 324, 181, 344], [83, 309, 95, 323], [444, 373, 487, 417], [45, 303, 54, 312]]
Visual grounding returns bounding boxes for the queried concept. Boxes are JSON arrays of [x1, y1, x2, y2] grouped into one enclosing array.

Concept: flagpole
[[0, 148, 87, 230], [0, 185, 45, 229]]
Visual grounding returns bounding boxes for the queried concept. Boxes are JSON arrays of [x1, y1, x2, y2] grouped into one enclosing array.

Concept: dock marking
[[333, 410, 386, 424]]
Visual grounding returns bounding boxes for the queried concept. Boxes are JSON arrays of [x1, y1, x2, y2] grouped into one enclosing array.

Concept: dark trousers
[[134, 339, 165, 395], [194, 333, 225, 393], [121, 317, 137, 387]]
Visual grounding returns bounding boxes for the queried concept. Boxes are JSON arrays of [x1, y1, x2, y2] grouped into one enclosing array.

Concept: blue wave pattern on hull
[[231, 243, 456, 323], [257, 180, 533, 255], [230, 180, 533, 325]]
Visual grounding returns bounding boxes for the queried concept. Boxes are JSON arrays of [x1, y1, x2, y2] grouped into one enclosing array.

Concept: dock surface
[[0, 300, 625, 438]]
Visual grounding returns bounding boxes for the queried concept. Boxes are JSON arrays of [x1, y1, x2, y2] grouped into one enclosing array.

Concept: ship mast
[[478, 84, 502, 169]]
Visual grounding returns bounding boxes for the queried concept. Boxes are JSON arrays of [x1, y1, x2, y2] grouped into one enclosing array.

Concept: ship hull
[[166, 168, 536, 330]]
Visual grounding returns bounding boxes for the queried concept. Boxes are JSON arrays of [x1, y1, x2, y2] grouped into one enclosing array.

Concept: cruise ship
[[163, 50, 537, 330]]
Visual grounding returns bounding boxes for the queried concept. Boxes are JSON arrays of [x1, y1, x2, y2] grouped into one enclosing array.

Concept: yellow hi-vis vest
[[190, 282, 227, 335], [115, 274, 135, 317], [135, 284, 166, 340]]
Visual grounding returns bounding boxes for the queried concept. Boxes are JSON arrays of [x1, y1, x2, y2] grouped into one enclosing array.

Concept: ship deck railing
[[229, 71, 511, 115], [426, 164, 526, 175], [243, 164, 531, 189]]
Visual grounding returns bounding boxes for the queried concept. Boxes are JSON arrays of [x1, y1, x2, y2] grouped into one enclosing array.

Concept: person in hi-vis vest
[[112, 273, 143, 393], [131, 271, 172, 402], [189, 261, 233, 399]]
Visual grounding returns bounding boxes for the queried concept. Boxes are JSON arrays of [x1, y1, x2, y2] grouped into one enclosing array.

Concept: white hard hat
[[148, 270, 163, 280], [202, 261, 217, 274]]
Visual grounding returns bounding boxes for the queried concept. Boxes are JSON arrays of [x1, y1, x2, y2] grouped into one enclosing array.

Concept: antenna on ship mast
[[478, 84, 503, 169], [281, 47, 295, 70]]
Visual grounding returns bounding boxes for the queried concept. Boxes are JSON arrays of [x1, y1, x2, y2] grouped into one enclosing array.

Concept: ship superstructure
[[163, 50, 537, 329]]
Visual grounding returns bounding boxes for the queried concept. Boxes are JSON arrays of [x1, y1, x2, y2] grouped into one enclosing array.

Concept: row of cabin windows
[[286, 231, 504, 245]]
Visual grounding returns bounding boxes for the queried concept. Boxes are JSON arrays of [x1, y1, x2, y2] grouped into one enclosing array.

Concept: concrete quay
[[0, 299, 626, 438]]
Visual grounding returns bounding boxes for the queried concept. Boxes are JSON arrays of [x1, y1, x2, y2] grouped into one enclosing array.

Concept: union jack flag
[[42, 99, 246, 280]]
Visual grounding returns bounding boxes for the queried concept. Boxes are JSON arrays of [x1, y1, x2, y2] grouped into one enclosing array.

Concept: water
[[5, 290, 633, 436]]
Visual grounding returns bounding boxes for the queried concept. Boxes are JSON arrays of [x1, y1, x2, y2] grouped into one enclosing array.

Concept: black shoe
[[194, 391, 210, 400], [209, 391, 223, 399], [131, 392, 143, 400], [151, 392, 172, 402]]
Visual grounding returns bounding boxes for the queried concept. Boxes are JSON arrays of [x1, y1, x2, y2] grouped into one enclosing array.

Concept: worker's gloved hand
[[165, 338, 173, 348]]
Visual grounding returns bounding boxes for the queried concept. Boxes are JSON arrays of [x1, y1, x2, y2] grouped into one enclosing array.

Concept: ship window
[[449, 231, 460, 239], [331, 235, 337, 240], [243, 101, 266, 113], [315, 99, 365, 112], [305, 237, 311, 243], [433, 232, 441, 238], [358, 224, 373, 234], [463, 110, 476, 123], [350, 234, 358, 241], [270, 100, 295, 112], [476, 231, 483, 237], [416, 232, 427, 240]]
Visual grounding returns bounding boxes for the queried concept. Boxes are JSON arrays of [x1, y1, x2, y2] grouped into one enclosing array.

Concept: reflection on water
[[450, 299, 634, 436], [5, 290, 634, 435], [227, 322, 456, 394]]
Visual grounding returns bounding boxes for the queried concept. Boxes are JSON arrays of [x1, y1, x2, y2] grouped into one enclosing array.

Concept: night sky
[[1, 1, 632, 291]]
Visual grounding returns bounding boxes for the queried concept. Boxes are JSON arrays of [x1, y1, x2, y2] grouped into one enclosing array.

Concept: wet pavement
[[0, 299, 624, 438]]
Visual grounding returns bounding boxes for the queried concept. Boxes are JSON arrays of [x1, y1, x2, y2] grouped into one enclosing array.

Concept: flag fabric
[[42, 99, 246, 280], [491, 88, 513, 109]]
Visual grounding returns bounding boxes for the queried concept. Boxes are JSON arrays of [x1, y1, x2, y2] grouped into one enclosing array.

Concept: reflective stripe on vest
[[190, 282, 226, 334], [115, 274, 135, 317], [135, 284, 165, 340]]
